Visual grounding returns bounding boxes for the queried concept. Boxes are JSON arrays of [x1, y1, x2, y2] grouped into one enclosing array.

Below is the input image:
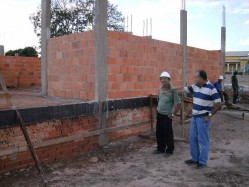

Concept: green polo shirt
[[157, 87, 181, 115]]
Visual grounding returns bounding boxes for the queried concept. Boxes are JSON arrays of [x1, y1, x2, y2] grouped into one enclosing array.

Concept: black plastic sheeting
[[0, 97, 149, 129]]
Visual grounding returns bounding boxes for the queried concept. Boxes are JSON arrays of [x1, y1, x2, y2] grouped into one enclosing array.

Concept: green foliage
[[5, 47, 38, 57], [30, 0, 124, 40]]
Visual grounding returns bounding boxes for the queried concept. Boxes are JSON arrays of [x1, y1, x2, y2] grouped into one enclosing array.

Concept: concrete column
[[236, 63, 238, 70], [180, 1, 187, 139], [0, 45, 4, 56], [221, 27, 226, 73], [221, 6, 226, 75], [227, 63, 229, 72], [94, 0, 108, 146], [180, 9, 187, 86], [41, 0, 51, 96]]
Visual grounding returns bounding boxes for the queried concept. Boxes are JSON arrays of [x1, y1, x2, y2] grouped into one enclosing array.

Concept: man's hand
[[203, 116, 210, 123], [168, 113, 174, 119], [163, 90, 170, 95]]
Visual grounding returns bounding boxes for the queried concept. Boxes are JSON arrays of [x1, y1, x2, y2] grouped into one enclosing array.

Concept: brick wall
[[0, 107, 150, 174], [0, 56, 41, 88], [47, 31, 222, 100], [107, 32, 222, 99], [47, 31, 95, 100]]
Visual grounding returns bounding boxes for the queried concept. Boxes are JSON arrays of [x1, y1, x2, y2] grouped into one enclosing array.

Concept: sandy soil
[[1, 109, 249, 187]]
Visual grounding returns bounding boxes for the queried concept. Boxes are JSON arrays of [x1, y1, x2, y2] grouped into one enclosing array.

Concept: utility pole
[[94, 0, 108, 146], [41, 0, 51, 96]]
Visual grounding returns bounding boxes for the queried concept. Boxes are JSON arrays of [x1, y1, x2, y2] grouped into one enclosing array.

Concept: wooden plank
[[0, 91, 11, 99], [0, 71, 13, 108], [230, 104, 249, 112], [0, 70, 46, 184]]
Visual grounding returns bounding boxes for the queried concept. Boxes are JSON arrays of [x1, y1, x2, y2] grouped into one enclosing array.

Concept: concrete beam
[[94, 0, 108, 146], [41, 0, 51, 96]]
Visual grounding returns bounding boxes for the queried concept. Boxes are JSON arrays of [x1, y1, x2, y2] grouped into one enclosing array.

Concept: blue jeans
[[190, 116, 211, 165]]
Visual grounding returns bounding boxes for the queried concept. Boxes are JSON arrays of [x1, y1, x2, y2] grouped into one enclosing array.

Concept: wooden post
[[150, 95, 154, 132], [181, 96, 185, 139]]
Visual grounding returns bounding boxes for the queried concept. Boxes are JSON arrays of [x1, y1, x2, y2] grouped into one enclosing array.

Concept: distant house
[[225, 51, 249, 73]]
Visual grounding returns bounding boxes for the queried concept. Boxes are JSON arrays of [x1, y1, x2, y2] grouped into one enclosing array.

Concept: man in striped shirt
[[168, 70, 221, 169]]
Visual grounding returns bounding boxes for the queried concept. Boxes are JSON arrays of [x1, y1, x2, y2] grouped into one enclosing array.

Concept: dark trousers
[[218, 91, 229, 103], [156, 112, 174, 154], [233, 89, 239, 104]]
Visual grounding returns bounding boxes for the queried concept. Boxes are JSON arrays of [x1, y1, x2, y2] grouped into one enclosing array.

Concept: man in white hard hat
[[154, 71, 181, 157], [214, 75, 230, 105]]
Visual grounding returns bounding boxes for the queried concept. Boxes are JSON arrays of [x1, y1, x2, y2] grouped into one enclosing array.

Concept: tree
[[30, 0, 124, 40], [5, 47, 38, 57]]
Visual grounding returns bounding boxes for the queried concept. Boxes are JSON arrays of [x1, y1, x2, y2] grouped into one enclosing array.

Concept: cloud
[[110, 0, 181, 43], [239, 37, 249, 46], [232, 1, 249, 14], [0, 0, 40, 51], [233, 8, 249, 14], [244, 20, 249, 25], [189, 14, 206, 19], [188, 0, 224, 8]]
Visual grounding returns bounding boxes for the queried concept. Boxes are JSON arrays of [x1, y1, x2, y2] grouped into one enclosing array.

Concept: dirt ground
[[1, 108, 249, 187]]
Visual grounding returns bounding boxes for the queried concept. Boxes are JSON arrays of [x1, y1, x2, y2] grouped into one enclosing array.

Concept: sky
[[0, 0, 248, 52]]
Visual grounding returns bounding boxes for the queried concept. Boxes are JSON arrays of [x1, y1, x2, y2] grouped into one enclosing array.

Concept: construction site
[[0, 0, 249, 186]]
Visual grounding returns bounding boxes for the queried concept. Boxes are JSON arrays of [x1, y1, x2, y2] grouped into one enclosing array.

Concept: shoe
[[164, 153, 173, 157], [196, 163, 206, 169], [184, 159, 198, 165], [153, 150, 164, 154]]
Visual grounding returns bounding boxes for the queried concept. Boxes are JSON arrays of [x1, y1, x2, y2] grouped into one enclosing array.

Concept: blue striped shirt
[[184, 81, 221, 116]]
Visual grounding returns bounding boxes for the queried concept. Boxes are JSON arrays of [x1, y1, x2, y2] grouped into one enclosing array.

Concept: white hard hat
[[218, 75, 224, 80], [160, 71, 171, 79]]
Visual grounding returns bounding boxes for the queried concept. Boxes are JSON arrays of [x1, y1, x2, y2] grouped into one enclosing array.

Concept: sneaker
[[164, 153, 173, 157], [184, 159, 198, 165], [153, 150, 164, 154], [196, 163, 206, 169]]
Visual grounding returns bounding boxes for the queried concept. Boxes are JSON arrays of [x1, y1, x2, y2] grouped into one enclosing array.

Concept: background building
[[225, 51, 249, 73]]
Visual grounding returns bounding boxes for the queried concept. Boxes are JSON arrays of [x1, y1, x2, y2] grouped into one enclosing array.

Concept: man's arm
[[168, 104, 181, 119], [235, 77, 239, 90], [203, 102, 221, 122], [164, 87, 189, 94], [173, 103, 181, 115], [211, 102, 221, 115], [168, 94, 182, 119]]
